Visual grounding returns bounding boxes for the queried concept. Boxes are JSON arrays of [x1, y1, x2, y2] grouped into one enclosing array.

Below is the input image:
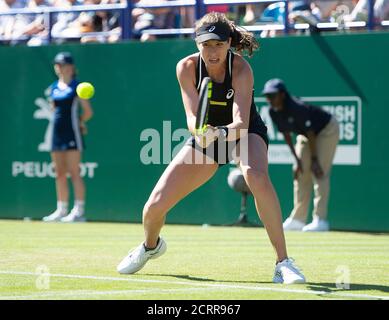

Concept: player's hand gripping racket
[[195, 77, 213, 135]]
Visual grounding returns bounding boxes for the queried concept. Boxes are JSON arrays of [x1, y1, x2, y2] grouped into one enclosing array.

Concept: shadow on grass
[[306, 282, 389, 295], [144, 274, 389, 296], [144, 273, 276, 285]]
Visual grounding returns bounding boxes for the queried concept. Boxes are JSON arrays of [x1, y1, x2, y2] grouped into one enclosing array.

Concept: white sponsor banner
[[12, 161, 98, 178], [255, 96, 362, 165]]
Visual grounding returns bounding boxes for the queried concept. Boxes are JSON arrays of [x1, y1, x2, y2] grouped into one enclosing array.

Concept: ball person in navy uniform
[[117, 13, 305, 284], [42, 52, 93, 223], [263, 79, 339, 232]]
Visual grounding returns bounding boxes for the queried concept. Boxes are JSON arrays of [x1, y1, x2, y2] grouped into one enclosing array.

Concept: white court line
[[0, 271, 388, 300], [0, 287, 219, 300]]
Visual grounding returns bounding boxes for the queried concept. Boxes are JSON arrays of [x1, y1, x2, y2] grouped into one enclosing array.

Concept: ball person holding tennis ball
[[42, 52, 93, 223], [117, 13, 305, 284]]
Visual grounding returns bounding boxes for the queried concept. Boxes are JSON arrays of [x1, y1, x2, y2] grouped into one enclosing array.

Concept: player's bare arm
[[227, 56, 253, 141], [176, 55, 200, 135]]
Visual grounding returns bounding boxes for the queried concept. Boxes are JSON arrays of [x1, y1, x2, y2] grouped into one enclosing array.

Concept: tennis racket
[[195, 77, 213, 135]]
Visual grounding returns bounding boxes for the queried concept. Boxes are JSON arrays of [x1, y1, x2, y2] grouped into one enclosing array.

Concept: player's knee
[[143, 195, 166, 222], [56, 170, 67, 180], [242, 167, 269, 188], [69, 172, 82, 181]]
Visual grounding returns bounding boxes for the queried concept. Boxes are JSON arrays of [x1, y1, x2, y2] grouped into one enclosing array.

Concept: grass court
[[1, 220, 388, 300]]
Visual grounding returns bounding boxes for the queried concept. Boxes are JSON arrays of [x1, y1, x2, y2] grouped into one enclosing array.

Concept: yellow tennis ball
[[76, 82, 95, 99]]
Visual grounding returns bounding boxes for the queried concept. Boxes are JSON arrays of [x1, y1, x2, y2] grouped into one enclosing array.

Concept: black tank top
[[195, 50, 264, 129]]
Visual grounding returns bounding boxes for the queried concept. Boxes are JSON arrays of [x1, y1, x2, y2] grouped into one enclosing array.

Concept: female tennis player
[[118, 12, 305, 284], [42, 52, 93, 223]]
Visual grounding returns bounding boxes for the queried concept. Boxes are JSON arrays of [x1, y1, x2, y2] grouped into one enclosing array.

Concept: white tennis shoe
[[42, 209, 67, 222], [283, 217, 305, 231], [117, 237, 167, 274], [60, 209, 86, 223], [303, 218, 329, 232], [273, 258, 306, 284]]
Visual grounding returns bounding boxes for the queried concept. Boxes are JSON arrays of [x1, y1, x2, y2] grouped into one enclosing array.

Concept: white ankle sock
[[73, 200, 85, 215], [57, 201, 68, 213]]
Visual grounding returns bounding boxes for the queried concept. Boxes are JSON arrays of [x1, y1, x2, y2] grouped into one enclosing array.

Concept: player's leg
[[238, 133, 287, 262], [61, 150, 85, 222], [43, 151, 69, 221], [238, 133, 305, 284], [143, 145, 218, 248], [117, 145, 218, 274]]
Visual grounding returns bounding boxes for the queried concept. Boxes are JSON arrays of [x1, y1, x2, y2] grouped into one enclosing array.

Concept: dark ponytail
[[230, 25, 259, 57]]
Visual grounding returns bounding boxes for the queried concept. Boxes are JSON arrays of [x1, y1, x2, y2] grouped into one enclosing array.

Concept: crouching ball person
[[42, 52, 93, 223], [117, 13, 305, 284], [263, 79, 339, 232]]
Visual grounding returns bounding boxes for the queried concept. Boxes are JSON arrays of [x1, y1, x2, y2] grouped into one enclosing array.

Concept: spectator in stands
[[18, 0, 51, 46], [377, 0, 389, 21], [1, 0, 50, 45], [132, 0, 178, 42], [179, 5, 195, 30], [259, 0, 322, 37], [344, 0, 389, 23], [0, 0, 27, 44], [51, 0, 123, 43], [77, 1, 121, 44], [0, 0, 25, 10], [243, 4, 256, 24], [288, 1, 322, 32], [241, 3, 269, 25], [263, 79, 339, 232], [58, 0, 100, 41], [258, 1, 286, 37], [260, 1, 285, 24], [51, 0, 82, 43], [322, 1, 356, 24], [95, 0, 122, 43], [312, 1, 351, 23]]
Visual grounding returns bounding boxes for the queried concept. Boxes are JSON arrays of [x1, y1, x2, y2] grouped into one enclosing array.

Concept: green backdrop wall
[[1, 31, 388, 232]]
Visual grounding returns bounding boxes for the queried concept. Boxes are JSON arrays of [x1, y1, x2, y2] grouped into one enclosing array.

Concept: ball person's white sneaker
[[303, 218, 329, 232], [117, 237, 167, 274], [42, 209, 67, 222], [273, 258, 306, 284], [60, 209, 86, 222], [283, 217, 305, 231]]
